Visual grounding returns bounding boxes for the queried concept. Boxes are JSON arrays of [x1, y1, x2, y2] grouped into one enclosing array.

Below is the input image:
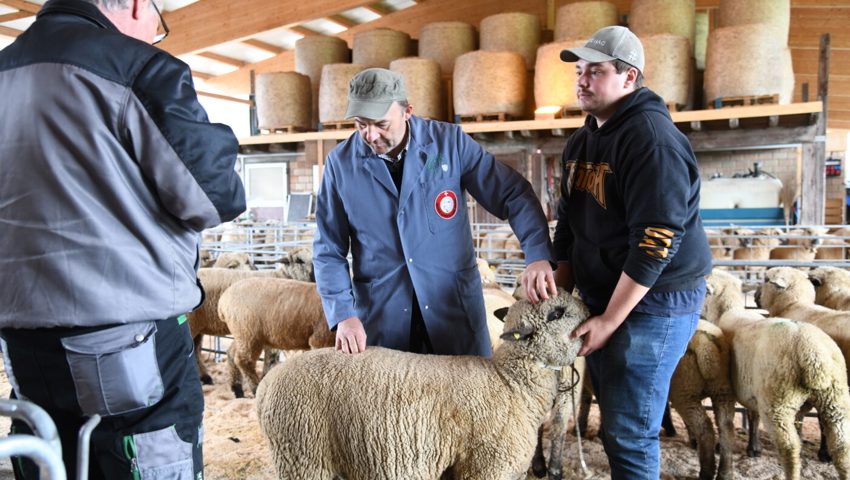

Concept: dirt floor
[[0, 353, 844, 480]]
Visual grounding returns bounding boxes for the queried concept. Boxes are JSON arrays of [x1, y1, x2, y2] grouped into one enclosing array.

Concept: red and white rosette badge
[[434, 190, 458, 220]]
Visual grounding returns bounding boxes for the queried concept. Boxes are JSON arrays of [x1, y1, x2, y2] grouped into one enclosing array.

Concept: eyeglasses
[[151, 1, 169, 45]]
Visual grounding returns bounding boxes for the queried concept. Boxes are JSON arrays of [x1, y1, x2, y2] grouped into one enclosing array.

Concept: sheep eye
[[546, 307, 566, 322]]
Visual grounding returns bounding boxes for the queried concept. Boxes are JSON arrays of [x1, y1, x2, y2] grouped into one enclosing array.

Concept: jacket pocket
[[423, 181, 463, 234], [125, 425, 194, 480], [61, 322, 164, 416]]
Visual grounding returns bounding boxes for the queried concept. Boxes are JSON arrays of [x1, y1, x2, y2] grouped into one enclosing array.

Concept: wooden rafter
[[361, 3, 393, 16], [192, 71, 213, 80], [326, 14, 357, 29], [158, 0, 374, 56], [289, 25, 319, 37], [0, 25, 23, 38], [196, 90, 251, 105], [196, 51, 246, 68], [0, 0, 40, 14], [0, 10, 32, 22], [241, 39, 284, 55]]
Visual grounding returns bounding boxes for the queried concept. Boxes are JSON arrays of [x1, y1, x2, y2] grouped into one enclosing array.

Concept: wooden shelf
[[238, 101, 823, 147]]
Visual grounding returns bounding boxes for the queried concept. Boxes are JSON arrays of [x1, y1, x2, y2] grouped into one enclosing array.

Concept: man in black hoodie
[[554, 26, 712, 479]]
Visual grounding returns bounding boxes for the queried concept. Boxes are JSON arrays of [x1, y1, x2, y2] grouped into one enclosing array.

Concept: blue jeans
[[586, 310, 699, 479]]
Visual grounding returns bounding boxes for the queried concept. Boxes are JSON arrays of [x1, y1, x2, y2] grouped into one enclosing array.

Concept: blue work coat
[[313, 115, 553, 356]]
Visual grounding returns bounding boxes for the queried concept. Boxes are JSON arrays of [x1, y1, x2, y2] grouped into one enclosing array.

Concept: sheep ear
[[500, 324, 535, 342], [809, 275, 823, 287], [546, 306, 566, 322], [493, 307, 509, 322], [769, 277, 788, 289]]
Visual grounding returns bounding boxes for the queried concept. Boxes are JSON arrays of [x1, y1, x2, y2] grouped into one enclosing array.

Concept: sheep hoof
[[547, 469, 563, 480], [232, 383, 245, 399], [818, 447, 832, 463], [531, 457, 547, 477], [200, 374, 213, 385], [746, 447, 761, 458]]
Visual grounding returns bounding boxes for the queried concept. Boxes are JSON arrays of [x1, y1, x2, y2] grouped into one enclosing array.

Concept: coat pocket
[[125, 425, 194, 480], [61, 322, 164, 416]]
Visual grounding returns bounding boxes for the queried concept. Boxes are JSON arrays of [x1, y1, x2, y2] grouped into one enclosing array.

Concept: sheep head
[[493, 288, 588, 369], [703, 269, 744, 323], [809, 267, 850, 301], [756, 267, 815, 314]]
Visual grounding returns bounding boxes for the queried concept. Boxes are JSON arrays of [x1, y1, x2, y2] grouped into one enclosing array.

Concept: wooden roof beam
[[0, 25, 22, 38], [241, 38, 284, 55], [192, 71, 213, 80], [158, 0, 374, 56], [0, 0, 40, 14], [326, 14, 358, 29], [361, 3, 392, 16], [0, 10, 32, 22], [196, 51, 246, 68], [289, 25, 320, 37]]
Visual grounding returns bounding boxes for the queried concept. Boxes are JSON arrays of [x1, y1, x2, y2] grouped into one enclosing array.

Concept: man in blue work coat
[[313, 68, 556, 356]]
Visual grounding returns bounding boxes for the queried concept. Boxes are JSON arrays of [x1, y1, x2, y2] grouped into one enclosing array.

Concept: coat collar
[[38, 0, 119, 33]]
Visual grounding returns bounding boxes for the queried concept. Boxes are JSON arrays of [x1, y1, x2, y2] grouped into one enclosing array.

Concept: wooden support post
[[800, 33, 830, 225]]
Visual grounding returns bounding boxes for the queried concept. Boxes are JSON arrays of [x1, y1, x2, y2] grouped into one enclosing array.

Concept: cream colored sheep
[[211, 252, 255, 270], [810, 266, 850, 311], [190, 268, 286, 384], [667, 320, 736, 480], [219, 277, 334, 398], [769, 227, 826, 261], [255, 290, 588, 480], [277, 246, 314, 282], [815, 236, 847, 261], [707, 269, 850, 479], [477, 257, 499, 288], [482, 286, 514, 350], [732, 227, 781, 272]]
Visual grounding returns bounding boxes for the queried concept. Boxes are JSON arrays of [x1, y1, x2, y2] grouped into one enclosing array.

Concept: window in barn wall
[[244, 162, 288, 222]]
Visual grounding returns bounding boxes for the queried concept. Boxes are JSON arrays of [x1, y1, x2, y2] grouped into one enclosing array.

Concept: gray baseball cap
[[560, 26, 644, 73], [344, 68, 408, 120]]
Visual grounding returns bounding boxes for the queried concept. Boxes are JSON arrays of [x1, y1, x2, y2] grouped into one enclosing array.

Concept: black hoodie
[[553, 87, 712, 305]]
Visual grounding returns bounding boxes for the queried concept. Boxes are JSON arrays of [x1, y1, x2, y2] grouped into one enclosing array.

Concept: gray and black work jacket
[[0, 0, 246, 328]]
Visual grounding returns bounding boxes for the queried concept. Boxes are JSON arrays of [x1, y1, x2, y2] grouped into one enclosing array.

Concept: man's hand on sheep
[[522, 259, 558, 304], [336, 316, 367, 354], [571, 272, 648, 356]]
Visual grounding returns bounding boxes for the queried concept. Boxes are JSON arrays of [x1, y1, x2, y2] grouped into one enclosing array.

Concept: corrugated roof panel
[[342, 7, 381, 24]]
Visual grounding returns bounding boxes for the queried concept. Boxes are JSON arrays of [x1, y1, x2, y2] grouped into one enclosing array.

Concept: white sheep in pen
[[255, 289, 588, 480], [706, 269, 850, 479], [667, 319, 736, 480], [809, 266, 850, 311], [218, 277, 335, 398]]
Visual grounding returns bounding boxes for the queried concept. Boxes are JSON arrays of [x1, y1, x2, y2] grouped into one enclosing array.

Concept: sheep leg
[[575, 381, 592, 437], [233, 341, 263, 398], [817, 416, 833, 463], [713, 396, 737, 480], [747, 409, 762, 457], [546, 390, 568, 480], [530, 423, 547, 477], [226, 343, 244, 398], [261, 348, 281, 377], [193, 334, 213, 385], [670, 398, 716, 480], [815, 388, 850, 479], [767, 404, 802, 480], [661, 402, 677, 437]]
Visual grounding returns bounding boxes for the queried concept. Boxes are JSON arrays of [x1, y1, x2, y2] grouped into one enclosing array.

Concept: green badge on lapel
[[425, 153, 445, 173]]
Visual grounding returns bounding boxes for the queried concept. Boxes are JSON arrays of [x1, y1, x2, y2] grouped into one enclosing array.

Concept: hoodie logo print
[[565, 160, 612, 209]]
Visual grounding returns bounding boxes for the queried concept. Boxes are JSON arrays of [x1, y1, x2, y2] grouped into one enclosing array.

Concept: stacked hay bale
[[318, 64, 366, 125], [706, 0, 792, 105], [554, 1, 618, 41], [352, 28, 411, 69], [629, 0, 696, 110], [453, 51, 527, 119], [533, 39, 585, 113], [478, 12, 541, 119], [418, 22, 477, 77], [256, 72, 312, 132], [390, 57, 444, 120], [295, 35, 349, 129]]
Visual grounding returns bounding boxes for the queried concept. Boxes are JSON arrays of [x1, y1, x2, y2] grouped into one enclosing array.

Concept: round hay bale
[[418, 21, 477, 76], [780, 48, 794, 105], [718, 0, 790, 44], [480, 12, 541, 70], [534, 39, 586, 110], [256, 72, 312, 130], [704, 24, 785, 103], [453, 51, 527, 117], [352, 28, 411, 69], [641, 34, 691, 108], [318, 63, 366, 124], [629, 0, 695, 49], [390, 57, 444, 120], [694, 11, 709, 70], [295, 35, 349, 128], [555, 2, 618, 41]]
